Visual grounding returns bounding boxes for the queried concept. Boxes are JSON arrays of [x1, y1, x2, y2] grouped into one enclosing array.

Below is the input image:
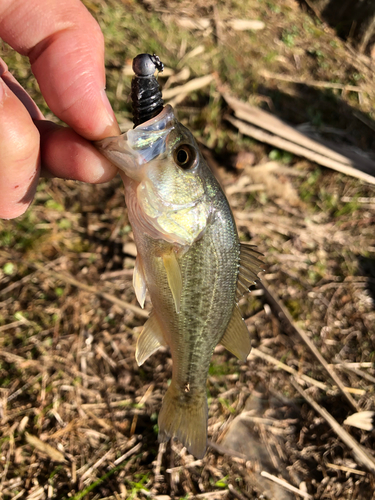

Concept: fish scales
[[132, 186, 239, 389], [95, 75, 263, 457]]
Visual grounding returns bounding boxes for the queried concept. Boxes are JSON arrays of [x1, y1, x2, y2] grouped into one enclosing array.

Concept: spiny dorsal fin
[[133, 255, 147, 308], [163, 250, 182, 313], [220, 304, 251, 362], [236, 243, 264, 300], [136, 313, 167, 366]]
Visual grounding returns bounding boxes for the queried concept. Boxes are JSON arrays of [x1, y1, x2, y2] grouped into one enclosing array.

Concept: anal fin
[[163, 250, 182, 313], [136, 313, 167, 366], [133, 255, 147, 308], [220, 304, 251, 362]]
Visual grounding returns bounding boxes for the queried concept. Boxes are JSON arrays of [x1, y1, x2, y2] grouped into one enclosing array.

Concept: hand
[[0, 0, 121, 219]]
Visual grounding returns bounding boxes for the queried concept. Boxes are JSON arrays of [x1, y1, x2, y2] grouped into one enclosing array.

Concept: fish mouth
[[133, 104, 174, 131], [129, 105, 176, 158], [94, 105, 177, 179]]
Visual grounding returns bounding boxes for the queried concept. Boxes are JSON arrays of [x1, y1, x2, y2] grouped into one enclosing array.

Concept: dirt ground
[[1, 1, 375, 499]]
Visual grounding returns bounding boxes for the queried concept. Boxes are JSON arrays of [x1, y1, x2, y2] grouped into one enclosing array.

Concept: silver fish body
[[95, 105, 263, 457]]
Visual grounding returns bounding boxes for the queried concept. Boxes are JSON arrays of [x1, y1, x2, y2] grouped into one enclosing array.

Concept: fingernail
[[101, 89, 115, 120], [0, 77, 6, 102], [100, 89, 121, 135]]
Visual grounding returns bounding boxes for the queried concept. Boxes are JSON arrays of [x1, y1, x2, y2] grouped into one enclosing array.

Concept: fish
[[95, 57, 263, 458]]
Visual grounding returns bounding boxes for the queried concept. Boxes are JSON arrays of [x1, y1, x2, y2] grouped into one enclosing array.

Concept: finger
[[0, 76, 40, 219], [0, 59, 117, 186], [0, 0, 120, 140], [36, 120, 118, 183], [0, 58, 44, 120]]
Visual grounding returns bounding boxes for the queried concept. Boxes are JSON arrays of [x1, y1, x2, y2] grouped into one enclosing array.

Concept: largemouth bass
[[95, 55, 263, 458]]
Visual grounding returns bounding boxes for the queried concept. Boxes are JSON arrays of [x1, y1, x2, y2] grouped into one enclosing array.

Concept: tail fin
[[158, 381, 208, 458]]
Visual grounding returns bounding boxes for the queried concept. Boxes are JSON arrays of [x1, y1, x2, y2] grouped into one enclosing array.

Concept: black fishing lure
[[131, 53, 164, 127]]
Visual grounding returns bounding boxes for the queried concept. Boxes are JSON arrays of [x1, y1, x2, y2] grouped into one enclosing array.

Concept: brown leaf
[[25, 433, 66, 463]]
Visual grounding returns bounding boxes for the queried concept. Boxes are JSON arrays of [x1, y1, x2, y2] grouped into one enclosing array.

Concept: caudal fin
[[158, 381, 208, 458]]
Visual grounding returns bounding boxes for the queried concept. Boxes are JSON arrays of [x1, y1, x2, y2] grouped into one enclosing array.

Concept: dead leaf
[[25, 432, 66, 463]]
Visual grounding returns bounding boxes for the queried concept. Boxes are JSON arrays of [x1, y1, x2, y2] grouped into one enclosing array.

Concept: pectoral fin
[[133, 256, 147, 308], [221, 304, 251, 362], [136, 313, 167, 366], [236, 244, 265, 300], [163, 251, 182, 313]]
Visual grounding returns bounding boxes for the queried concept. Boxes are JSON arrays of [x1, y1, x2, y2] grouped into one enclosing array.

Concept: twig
[[7, 374, 42, 402], [339, 364, 375, 384], [80, 448, 114, 481], [213, 5, 224, 44], [260, 471, 313, 499], [353, 110, 375, 133], [228, 484, 248, 500], [251, 347, 327, 390], [226, 115, 375, 185], [223, 92, 375, 185], [330, 362, 374, 369], [259, 278, 360, 411], [30, 263, 148, 319], [0, 256, 65, 297], [166, 459, 203, 473], [191, 491, 228, 498], [25, 433, 66, 463], [80, 400, 133, 410], [113, 442, 142, 466], [291, 379, 375, 474], [163, 75, 214, 100], [228, 19, 265, 31], [153, 442, 166, 484], [341, 196, 375, 204], [223, 93, 353, 165], [259, 70, 362, 92], [250, 348, 365, 395], [0, 320, 28, 333], [325, 462, 366, 476]]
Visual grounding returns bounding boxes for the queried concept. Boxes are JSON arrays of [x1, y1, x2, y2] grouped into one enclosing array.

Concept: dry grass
[[1, 0, 375, 499]]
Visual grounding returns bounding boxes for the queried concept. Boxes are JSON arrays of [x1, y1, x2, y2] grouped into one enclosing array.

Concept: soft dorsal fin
[[236, 244, 264, 300], [133, 255, 147, 308], [136, 313, 167, 366], [163, 250, 182, 313], [220, 304, 251, 361]]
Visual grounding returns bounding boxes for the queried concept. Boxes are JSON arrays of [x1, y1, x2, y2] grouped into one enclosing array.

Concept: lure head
[[95, 105, 213, 246]]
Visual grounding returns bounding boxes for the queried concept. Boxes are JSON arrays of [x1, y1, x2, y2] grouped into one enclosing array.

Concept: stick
[[250, 348, 365, 395], [259, 70, 362, 92], [291, 379, 375, 474], [113, 442, 142, 466], [163, 75, 214, 100], [223, 93, 354, 165], [250, 348, 328, 390], [226, 115, 375, 185], [259, 278, 360, 411], [260, 471, 313, 499], [228, 484, 248, 500], [325, 462, 366, 476], [30, 262, 148, 319]]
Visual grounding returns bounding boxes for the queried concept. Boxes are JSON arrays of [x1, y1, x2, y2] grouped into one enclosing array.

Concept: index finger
[[0, 0, 120, 140]]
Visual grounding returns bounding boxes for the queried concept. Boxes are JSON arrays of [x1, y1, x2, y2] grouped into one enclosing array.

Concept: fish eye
[[173, 144, 197, 170]]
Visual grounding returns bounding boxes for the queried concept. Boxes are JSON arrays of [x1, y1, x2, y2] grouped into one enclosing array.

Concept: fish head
[[96, 105, 213, 246]]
